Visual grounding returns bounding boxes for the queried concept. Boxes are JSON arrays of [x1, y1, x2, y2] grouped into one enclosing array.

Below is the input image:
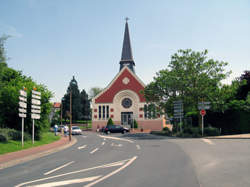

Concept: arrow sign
[[31, 113, 40, 119], [19, 113, 26, 118], [19, 90, 27, 97], [19, 102, 27, 108], [31, 109, 41, 114], [32, 90, 41, 96], [32, 99, 41, 105], [32, 94, 41, 100], [19, 108, 27, 113], [32, 105, 41, 110]]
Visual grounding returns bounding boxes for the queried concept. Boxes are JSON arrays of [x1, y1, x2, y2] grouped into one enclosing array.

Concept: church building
[[92, 20, 164, 131]]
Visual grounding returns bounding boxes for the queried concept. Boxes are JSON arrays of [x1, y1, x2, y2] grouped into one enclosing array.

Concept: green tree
[[144, 49, 230, 117], [62, 76, 82, 122], [80, 89, 91, 120], [89, 87, 103, 99], [236, 70, 250, 100]]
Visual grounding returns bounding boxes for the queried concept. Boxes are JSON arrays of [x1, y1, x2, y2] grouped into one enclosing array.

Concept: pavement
[[206, 133, 250, 139], [0, 135, 77, 170]]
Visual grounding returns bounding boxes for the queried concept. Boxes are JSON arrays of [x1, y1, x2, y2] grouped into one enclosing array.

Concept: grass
[[0, 132, 60, 155]]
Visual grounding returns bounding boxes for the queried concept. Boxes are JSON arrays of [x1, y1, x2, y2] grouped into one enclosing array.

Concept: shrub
[[107, 118, 114, 125], [0, 128, 31, 141], [163, 127, 172, 136], [132, 120, 138, 129], [0, 133, 8, 142], [204, 127, 220, 136]]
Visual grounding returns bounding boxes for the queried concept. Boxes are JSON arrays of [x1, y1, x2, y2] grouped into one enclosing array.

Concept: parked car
[[104, 124, 130, 134], [71, 126, 82, 135]]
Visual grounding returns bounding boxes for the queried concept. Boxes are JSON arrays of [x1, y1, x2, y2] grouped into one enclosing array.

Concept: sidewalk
[[0, 135, 76, 170], [207, 133, 250, 139]]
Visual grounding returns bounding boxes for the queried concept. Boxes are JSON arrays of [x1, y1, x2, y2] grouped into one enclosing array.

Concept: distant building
[[91, 20, 164, 131]]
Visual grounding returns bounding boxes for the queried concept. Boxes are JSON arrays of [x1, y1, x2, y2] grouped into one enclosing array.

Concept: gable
[[94, 67, 146, 103]]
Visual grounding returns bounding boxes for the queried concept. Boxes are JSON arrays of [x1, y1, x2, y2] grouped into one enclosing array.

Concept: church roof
[[93, 66, 146, 103], [121, 20, 134, 61]]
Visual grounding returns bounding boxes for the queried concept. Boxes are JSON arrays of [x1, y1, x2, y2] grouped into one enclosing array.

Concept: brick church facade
[[91, 21, 164, 131]]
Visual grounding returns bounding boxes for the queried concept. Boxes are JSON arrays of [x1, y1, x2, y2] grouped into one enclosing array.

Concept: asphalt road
[[0, 132, 249, 187]]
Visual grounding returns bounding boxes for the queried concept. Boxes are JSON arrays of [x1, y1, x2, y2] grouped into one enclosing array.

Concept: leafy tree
[[80, 89, 91, 120], [107, 118, 114, 125], [89, 87, 103, 99], [236, 70, 250, 100], [62, 76, 82, 122], [144, 49, 230, 117]]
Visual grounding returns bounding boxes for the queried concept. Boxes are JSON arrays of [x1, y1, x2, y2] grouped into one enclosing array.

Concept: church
[[91, 20, 164, 131]]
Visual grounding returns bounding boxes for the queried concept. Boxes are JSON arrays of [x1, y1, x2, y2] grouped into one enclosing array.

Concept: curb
[[0, 136, 77, 170]]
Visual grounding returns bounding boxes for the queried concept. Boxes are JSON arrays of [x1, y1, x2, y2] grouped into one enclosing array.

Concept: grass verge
[[0, 132, 60, 155]]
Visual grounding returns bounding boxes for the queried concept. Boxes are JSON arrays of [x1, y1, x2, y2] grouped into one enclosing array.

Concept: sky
[[0, 0, 249, 102]]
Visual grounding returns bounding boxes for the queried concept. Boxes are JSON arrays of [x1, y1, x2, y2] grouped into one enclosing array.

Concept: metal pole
[[61, 101, 63, 126], [32, 119, 34, 144], [69, 90, 72, 141], [22, 117, 24, 147], [202, 115, 204, 136]]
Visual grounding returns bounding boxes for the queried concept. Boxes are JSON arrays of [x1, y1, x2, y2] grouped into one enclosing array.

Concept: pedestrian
[[54, 124, 58, 136], [64, 125, 69, 137]]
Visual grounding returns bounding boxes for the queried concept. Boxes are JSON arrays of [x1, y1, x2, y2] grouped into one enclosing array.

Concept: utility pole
[[69, 90, 72, 141]]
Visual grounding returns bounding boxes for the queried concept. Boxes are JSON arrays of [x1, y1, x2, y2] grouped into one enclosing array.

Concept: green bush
[[132, 120, 138, 129], [163, 127, 172, 136], [204, 127, 220, 136], [107, 118, 114, 125], [0, 128, 31, 141], [0, 133, 8, 142]]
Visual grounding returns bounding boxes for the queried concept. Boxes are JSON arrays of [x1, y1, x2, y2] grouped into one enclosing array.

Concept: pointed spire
[[120, 18, 135, 73]]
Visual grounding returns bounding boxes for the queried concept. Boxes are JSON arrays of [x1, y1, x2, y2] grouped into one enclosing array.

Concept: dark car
[[104, 124, 130, 134]]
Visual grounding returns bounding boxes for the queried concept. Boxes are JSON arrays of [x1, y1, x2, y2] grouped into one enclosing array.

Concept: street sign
[[174, 109, 183, 113], [19, 90, 27, 97], [19, 113, 26, 118], [32, 105, 41, 110], [32, 99, 41, 105], [200, 109, 206, 116], [31, 109, 41, 114], [32, 94, 41, 100], [32, 90, 41, 96], [19, 108, 27, 113], [19, 101, 27, 108], [31, 113, 40, 119]]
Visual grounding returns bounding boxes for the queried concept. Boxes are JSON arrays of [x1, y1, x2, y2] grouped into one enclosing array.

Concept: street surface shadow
[[121, 133, 173, 140]]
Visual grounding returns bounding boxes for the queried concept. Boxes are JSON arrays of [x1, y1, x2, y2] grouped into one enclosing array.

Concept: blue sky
[[1, 0, 249, 102]]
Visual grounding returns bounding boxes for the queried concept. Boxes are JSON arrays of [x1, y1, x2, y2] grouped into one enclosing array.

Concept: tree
[[144, 49, 230, 116], [62, 76, 82, 122], [236, 70, 250, 100], [80, 89, 91, 120], [89, 87, 103, 99]]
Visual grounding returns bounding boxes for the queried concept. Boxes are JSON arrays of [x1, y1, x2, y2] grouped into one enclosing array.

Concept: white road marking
[[103, 138, 106, 141], [28, 176, 101, 187], [82, 136, 87, 138], [15, 158, 131, 187], [78, 145, 87, 150], [136, 145, 141, 150], [111, 143, 122, 147], [99, 135, 134, 143], [90, 148, 99, 154], [202, 139, 214, 145], [84, 156, 137, 187], [44, 161, 74, 176], [102, 142, 105, 145]]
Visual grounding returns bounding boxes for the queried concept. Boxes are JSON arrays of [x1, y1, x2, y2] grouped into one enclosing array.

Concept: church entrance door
[[121, 112, 133, 127]]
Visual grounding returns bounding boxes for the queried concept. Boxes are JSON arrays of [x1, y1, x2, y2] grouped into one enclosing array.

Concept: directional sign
[[19, 113, 26, 118], [19, 90, 27, 97], [32, 90, 41, 96], [31, 113, 40, 119], [31, 109, 41, 114], [19, 101, 27, 108], [198, 105, 210, 110], [32, 94, 41, 100], [173, 100, 183, 104], [32, 105, 41, 110], [19, 96, 26, 102], [174, 109, 183, 113], [19, 108, 27, 113], [32, 99, 41, 105]]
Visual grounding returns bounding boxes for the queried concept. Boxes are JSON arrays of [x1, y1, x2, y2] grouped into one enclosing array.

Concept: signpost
[[19, 89, 27, 147], [198, 101, 210, 136], [31, 88, 41, 144], [173, 100, 183, 132]]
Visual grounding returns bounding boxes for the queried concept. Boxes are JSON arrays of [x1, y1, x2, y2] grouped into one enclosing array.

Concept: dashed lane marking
[[44, 161, 75, 176], [102, 142, 105, 145], [202, 139, 214, 145], [99, 135, 134, 143], [78, 145, 87, 150], [136, 145, 141, 150], [29, 176, 101, 187], [90, 148, 99, 154], [82, 136, 87, 138]]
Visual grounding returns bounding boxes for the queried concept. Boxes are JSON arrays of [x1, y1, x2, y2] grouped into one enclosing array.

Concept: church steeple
[[119, 18, 135, 73]]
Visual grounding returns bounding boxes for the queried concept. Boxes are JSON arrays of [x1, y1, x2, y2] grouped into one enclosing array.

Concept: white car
[[71, 126, 82, 135]]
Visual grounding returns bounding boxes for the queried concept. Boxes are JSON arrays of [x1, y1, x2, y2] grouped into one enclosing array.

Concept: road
[[0, 132, 249, 187]]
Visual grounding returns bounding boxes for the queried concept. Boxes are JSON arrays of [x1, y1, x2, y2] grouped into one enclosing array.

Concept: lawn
[[0, 132, 60, 155]]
